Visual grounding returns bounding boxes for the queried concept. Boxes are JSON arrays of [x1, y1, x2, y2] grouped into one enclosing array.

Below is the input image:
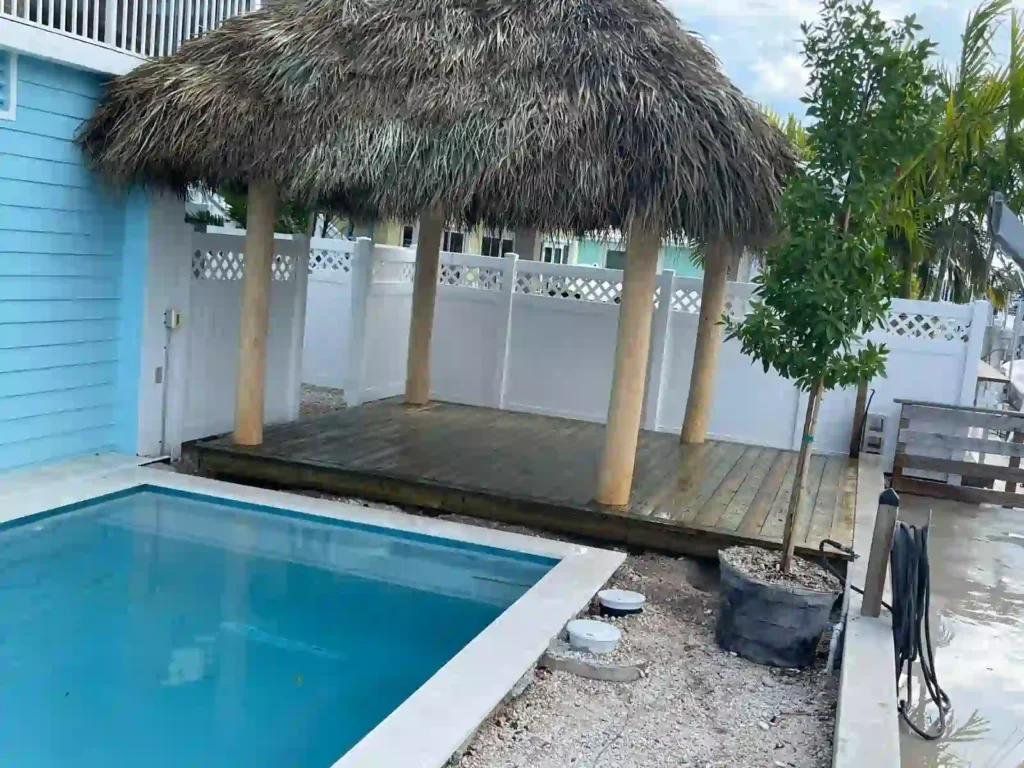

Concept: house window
[[604, 249, 627, 270], [482, 235, 514, 258], [442, 231, 465, 253], [542, 243, 570, 264], [0, 51, 17, 121], [402, 225, 415, 248]]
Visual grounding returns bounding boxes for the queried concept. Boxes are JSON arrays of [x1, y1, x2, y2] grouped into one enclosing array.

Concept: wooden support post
[[595, 219, 661, 507], [781, 380, 823, 573], [849, 379, 869, 458], [861, 488, 899, 617], [405, 206, 445, 406], [680, 240, 733, 444], [233, 178, 277, 446]]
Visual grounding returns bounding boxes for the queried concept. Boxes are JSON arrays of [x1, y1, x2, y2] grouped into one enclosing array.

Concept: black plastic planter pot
[[716, 557, 838, 668]]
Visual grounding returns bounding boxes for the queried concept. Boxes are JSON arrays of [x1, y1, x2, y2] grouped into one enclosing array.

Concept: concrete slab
[[833, 454, 901, 768]]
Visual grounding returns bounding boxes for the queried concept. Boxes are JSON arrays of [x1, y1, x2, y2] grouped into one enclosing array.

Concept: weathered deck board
[[195, 398, 856, 561]]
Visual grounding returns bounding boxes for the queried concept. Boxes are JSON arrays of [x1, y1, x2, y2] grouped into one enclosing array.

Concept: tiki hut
[[81, 0, 795, 505]]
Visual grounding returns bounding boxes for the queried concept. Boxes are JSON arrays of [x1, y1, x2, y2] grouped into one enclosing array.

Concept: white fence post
[[948, 299, 990, 487], [494, 253, 519, 408], [643, 269, 674, 430], [959, 300, 990, 406], [345, 237, 374, 406], [285, 235, 311, 420]]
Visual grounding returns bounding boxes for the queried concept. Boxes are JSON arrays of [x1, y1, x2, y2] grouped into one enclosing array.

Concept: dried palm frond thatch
[[80, 0, 796, 241]]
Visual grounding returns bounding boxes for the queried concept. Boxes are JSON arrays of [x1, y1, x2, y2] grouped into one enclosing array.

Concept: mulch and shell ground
[[178, 386, 839, 767], [450, 551, 837, 768]]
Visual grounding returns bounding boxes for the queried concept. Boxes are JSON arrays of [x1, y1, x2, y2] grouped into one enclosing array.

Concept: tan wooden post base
[[680, 240, 734, 444], [232, 178, 277, 446], [595, 220, 661, 506], [405, 207, 445, 405]]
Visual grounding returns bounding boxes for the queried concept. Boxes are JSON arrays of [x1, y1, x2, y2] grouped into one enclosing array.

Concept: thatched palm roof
[[80, 0, 795, 241]]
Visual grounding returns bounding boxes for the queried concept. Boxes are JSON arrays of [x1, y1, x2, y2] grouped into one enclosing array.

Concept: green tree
[[726, 0, 937, 572], [221, 186, 316, 234]]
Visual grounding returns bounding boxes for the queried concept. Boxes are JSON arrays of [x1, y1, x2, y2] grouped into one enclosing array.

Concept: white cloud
[[752, 55, 810, 99], [663, 0, 816, 23]]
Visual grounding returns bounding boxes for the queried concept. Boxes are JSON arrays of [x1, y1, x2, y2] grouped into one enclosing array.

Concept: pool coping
[[831, 453, 900, 768], [0, 462, 626, 768]]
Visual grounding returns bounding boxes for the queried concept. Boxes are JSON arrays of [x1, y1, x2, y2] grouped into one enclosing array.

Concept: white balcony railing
[[2, 0, 258, 59]]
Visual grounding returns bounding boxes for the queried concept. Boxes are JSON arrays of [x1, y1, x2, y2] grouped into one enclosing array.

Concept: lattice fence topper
[[669, 287, 751, 317], [192, 249, 242, 281], [309, 248, 351, 274], [515, 271, 623, 303], [272, 254, 294, 281], [438, 263, 503, 291], [372, 259, 417, 284], [885, 311, 970, 341], [191, 250, 295, 281]]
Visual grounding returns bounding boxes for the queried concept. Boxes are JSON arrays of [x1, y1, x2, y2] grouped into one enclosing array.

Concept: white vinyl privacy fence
[[173, 229, 309, 445], [304, 239, 987, 462]]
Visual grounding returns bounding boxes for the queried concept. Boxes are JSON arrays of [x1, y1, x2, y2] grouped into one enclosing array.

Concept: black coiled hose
[[820, 518, 951, 740], [890, 521, 950, 740]]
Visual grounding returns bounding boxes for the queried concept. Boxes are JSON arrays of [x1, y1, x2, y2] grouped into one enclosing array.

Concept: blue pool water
[[0, 487, 554, 767]]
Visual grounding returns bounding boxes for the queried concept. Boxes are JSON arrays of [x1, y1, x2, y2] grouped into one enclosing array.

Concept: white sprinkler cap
[[566, 619, 622, 654], [598, 589, 646, 614]]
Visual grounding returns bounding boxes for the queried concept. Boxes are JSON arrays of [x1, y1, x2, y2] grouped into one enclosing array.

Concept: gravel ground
[[299, 384, 347, 419], [453, 553, 837, 768], [721, 546, 841, 593]]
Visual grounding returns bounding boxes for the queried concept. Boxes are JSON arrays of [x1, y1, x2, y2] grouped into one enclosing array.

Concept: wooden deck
[[195, 399, 857, 561]]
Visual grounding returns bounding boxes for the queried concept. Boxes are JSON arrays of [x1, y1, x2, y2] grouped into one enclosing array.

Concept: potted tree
[[715, 0, 938, 667]]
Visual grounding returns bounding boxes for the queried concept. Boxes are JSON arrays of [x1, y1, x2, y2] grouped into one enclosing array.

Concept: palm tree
[[898, 0, 1011, 301]]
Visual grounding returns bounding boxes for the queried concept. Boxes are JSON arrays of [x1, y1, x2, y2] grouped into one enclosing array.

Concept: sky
[[660, 0, 994, 118]]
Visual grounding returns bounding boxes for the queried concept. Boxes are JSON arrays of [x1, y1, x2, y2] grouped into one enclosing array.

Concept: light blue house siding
[[0, 54, 146, 472]]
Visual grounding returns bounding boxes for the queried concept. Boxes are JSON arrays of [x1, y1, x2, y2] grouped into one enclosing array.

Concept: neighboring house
[[0, 0, 253, 471], [576, 236, 703, 277], [374, 221, 708, 276]]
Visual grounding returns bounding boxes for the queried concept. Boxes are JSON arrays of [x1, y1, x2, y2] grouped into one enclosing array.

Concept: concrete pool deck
[[897, 493, 1024, 767]]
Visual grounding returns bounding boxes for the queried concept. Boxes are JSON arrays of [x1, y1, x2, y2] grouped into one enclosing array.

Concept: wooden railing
[[892, 399, 1024, 507], [2, 0, 257, 58]]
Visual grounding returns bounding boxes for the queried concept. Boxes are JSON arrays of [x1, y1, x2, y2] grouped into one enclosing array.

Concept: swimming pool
[[0, 465, 623, 767]]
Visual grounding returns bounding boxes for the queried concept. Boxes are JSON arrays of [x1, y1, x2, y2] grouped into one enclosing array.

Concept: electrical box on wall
[[164, 309, 182, 329]]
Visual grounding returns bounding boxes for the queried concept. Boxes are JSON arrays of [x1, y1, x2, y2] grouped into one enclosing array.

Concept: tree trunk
[[233, 179, 277, 446], [595, 220, 661, 506], [405, 206, 445, 405], [849, 379, 868, 458], [979, 239, 997, 300], [780, 381, 823, 573], [899, 268, 913, 299], [932, 208, 961, 302], [931, 254, 948, 301], [897, 248, 914, 299], [680, 241, 734, 444]]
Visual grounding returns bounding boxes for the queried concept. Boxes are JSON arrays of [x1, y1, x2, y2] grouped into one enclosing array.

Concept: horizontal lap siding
[[0, 56, 131, 471]]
